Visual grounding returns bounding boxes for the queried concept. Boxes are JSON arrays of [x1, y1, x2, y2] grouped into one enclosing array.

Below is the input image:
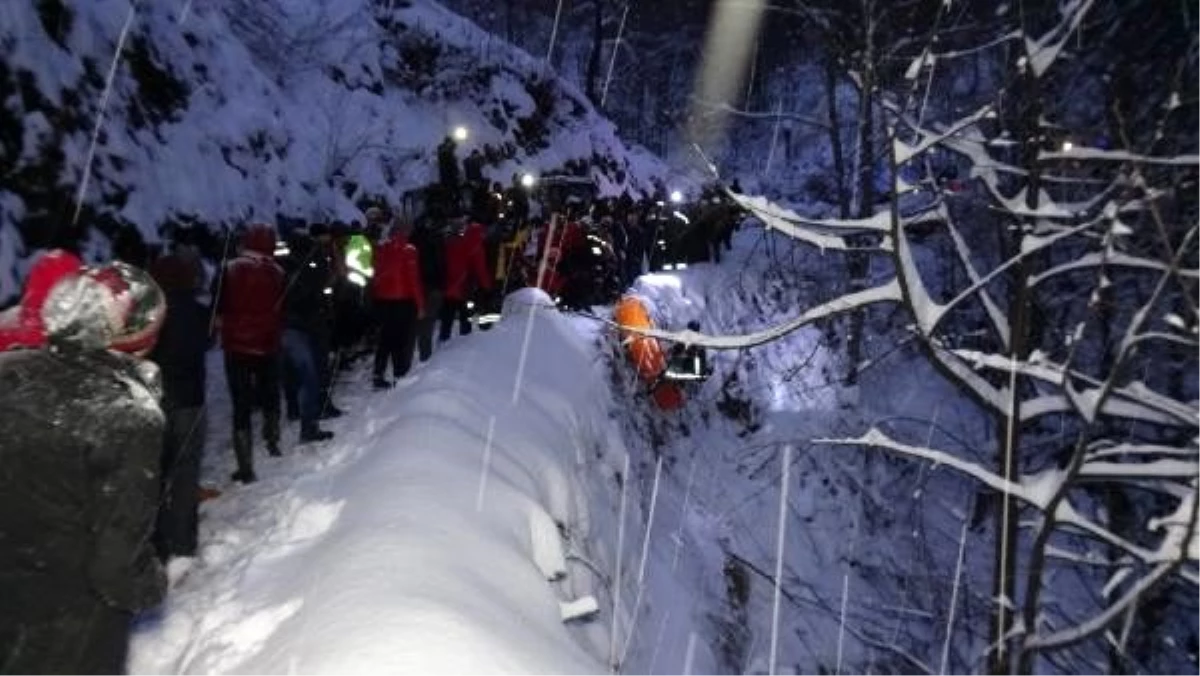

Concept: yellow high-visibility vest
[[344, 234, 374, 286], [495, 227, 530, 282]]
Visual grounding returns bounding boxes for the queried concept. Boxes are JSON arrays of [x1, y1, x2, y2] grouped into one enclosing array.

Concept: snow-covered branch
[[1039, 148, 1200, 166], [1029, 252, 1200, 288], [942, 206, 1011, 348], [1026, 487, 1199, 652], [1025, 560, 1177, 651], [688, 97, 831, 130], [892, 104, 997, 166], [815, 429, 1198, 581], [1020, 0, 1096, 78], [597, 279, 903, 350], [725, 192, 896, 254], [927, 217, 1103, 335], [952, 349, 1198, 428], [1086, 442, 1200, 462], [817, 427, 1034, 501], [1078, 459, 1198, 480]]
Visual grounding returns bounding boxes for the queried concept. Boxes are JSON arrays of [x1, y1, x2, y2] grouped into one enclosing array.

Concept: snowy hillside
[[0, 0, 670, 302]]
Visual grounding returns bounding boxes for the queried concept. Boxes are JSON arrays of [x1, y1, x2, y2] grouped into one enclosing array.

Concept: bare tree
[[604, 1, 1198, 671]]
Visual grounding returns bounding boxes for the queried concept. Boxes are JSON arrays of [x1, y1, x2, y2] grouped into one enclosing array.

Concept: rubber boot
[[264, 415, 282, 457], [231, 430, 257, 484], [299, 421, 334, 443]]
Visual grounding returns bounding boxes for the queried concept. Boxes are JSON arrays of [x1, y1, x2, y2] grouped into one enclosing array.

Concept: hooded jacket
[[373, 233, 425, 313], [0, 255, 168, 669], [281, 234, 335, 335], [149, 254, 212, 411], [218, 225, 285, 355]]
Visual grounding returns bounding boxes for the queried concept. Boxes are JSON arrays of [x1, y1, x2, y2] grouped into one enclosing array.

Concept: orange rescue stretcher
[[613, 295, 685, 410]]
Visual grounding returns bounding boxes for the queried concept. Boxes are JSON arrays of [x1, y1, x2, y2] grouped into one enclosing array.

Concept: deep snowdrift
[[0, 0, 670, 302], [130, 289, 643, 674]]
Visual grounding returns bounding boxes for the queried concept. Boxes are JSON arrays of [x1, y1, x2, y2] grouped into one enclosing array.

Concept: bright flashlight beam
[[453, 126, 469, 141], [521, 173, 536, 188], [686, 0, 767, 151], [670, 190, 683, 203]]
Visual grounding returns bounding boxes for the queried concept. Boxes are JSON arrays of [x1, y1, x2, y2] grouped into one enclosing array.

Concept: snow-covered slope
[[122, 223, 1000, 674], [130, 289, 658, 673], [601, 226, 1000, 674], [0, 0, 670, 302]]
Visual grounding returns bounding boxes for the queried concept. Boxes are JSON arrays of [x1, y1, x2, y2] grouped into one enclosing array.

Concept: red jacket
[[532, 246, 565, 296], [443, 221, 491, 301], [219, 226, 284, 356], [372, 235, 425, 314]]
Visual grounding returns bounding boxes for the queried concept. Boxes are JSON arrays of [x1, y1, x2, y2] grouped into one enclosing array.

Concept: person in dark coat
[[0, 253, 168, 674], [371, 219, 425, 389], [410, 219, 445, 363], [717, 194, 741, 254], [306, 223, 343, 418], [148, 250, 212, 561], [437, 136, 460, 192], [621, 208, 646, 285], [279, 229, 336, 443], [463, 148, 485, 187], [113, 226, 150, 269], [216, 224, 285, 483], [504, 174, 530, 224]]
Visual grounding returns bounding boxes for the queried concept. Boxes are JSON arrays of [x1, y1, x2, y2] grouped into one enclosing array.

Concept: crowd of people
[[0, 137, 746, 671]]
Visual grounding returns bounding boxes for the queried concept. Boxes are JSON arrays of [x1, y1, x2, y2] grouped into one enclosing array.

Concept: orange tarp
[[613, 295, 684, 410]]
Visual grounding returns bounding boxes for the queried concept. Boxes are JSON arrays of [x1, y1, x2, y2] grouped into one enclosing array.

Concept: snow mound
[[501, 286, 557, 316], [129, 297, 635, 673]]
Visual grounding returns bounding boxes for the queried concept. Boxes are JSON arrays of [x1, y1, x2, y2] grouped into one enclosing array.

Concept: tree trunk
[[585, 0, 604, 106], [995, 67, 1041, 676], [844, 49, 874, 388], [824, 55, 850, 220]]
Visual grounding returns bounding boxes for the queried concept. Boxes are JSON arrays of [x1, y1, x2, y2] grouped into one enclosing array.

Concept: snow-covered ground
[[127, 225, 995, 675], [130, 289, 660, 674]]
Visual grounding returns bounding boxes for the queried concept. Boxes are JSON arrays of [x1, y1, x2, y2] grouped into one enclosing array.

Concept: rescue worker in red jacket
[[557, 217, 586, 259], [216, 224, 285, 483], [439, 216, 491, 341], [371, 218, 425, 389]]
